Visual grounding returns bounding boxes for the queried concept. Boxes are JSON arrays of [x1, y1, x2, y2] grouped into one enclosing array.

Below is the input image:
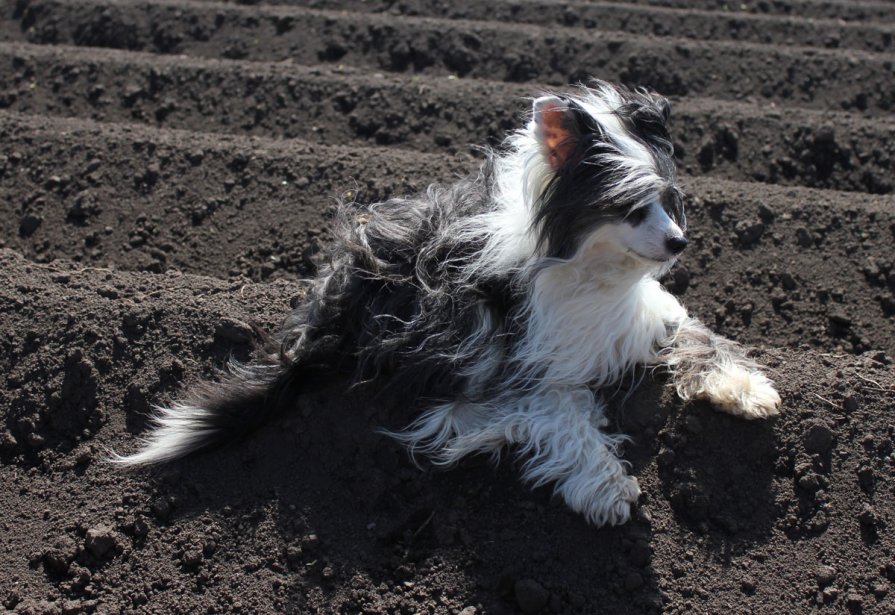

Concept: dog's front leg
[[658, 317, 781, 419], [507, 388, 641, 526], [395, 389, 640, 525]]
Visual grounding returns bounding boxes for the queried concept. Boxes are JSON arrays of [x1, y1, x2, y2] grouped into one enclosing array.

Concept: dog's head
[[528, 81, 686, 270]]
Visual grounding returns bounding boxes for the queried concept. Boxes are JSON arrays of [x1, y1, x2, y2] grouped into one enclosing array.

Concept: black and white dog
[[115, 81, 780, 526]]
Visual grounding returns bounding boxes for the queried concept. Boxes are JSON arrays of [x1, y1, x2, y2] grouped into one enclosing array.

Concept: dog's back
[[113, 159, 522, 465]]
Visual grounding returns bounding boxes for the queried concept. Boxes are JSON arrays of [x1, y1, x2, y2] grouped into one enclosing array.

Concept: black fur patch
[[276, 161, 527, 404]]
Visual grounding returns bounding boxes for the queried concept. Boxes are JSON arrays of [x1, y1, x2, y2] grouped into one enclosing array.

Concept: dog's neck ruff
[[513, 243, 685, 391]]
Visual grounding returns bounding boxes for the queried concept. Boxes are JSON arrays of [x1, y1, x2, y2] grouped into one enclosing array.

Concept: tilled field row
[[6, 0, 894, 114], [2, 43, 892, 195], [190, 0, 895, 53], [4, 110, 894, 355], [624, 0, 895, 22]]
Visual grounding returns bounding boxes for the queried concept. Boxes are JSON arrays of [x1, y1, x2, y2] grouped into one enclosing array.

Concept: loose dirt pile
[[1, 0, 894, 613]]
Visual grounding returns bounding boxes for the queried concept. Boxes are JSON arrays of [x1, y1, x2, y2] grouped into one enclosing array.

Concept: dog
[[114, 80, 781, 526]]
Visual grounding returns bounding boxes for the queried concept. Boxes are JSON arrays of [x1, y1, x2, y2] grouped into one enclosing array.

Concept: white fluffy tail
[[111, 361, 294, 467]]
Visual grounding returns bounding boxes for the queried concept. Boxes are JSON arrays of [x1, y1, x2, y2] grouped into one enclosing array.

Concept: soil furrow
[[4, 110, 894, 356], [211, 0, 895, 53], [7, 0, 895, 114], [2, 43, 892, 194]]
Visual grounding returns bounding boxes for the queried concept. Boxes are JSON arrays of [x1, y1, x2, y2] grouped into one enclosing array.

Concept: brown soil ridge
[[2, 42, 893, 194], [7, 0, 894, 113], [235, 0, 895, 52]]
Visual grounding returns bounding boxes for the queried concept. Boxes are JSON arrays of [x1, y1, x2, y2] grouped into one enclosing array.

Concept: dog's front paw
[[558, 472, 641, 526], [702, 365, 781, 419]]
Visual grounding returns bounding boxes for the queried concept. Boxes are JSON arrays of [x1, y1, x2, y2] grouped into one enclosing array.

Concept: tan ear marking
[[533, 96, 577, 171]]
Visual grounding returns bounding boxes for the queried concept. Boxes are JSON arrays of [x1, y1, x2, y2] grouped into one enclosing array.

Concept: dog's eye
[[625, 207, 647, 226]]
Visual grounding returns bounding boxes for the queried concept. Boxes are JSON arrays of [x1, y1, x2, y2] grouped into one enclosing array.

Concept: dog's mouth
[[627, 248, 677, 265]]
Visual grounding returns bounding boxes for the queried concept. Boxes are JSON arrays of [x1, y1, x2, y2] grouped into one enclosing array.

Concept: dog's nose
[[666, 236, 688, 254]]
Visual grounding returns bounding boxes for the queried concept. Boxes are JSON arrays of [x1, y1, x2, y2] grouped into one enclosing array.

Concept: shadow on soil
[[135, 374, 779, 613]]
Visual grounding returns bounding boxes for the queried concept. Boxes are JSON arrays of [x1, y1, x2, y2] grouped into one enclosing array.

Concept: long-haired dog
[[114, 80, 780, 525]]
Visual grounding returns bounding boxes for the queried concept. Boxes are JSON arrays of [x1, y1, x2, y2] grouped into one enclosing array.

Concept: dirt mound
[[1, 0, 895, 613]]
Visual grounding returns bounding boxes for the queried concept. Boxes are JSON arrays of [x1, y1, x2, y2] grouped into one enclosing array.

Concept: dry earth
[[1, 0, 895, 613]]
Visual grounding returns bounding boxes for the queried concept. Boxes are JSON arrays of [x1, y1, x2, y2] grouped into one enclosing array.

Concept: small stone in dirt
[[0, 429, 18, 453], [73, 445, 93, 466], [827, 312, 852, 328], [816, 565, 836, 586], [85, 526, 120, 559], [735, 220, 765, 247], [856, 465, 875, 493], [19, 214, 42, 237], [459, 607, 477, 615], [872, 583, 889, 598], [870, 351, 890, 364], [151, 496, 172, 522], [796, 227, 814, 248], [804, 423, 834, 454], [132, 516, 149, 538], [181, 546, 203, 568], [798, 473, 821, 493], [740, 577, 756, 594], [842, 396, 860, 413], [514, 578, 549, 614], [779, 272, 797, 291], [26, 431, 45, 449], [859, 505, 878, 530], [845, 593, 863, 609], [203, 540, 217, 556]]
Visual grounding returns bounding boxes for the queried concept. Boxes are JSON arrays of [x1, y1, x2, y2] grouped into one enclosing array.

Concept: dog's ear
[[619, 95, 673, 154], [533, 96, 581, 172]]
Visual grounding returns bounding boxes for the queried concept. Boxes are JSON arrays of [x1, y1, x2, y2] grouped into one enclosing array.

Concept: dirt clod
[[804, 423, 835, 454], [816, 565, 837, 586], [85, 527, 119, 559]]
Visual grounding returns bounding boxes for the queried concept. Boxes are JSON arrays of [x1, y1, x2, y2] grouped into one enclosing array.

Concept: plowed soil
[[2, 1, 895, 614]]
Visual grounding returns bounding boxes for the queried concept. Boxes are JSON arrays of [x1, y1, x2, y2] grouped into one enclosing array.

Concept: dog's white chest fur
[[517, 246, 687, 389]]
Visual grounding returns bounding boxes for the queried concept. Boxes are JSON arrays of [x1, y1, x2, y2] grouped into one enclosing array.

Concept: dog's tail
[[110, 359, 300, 467]]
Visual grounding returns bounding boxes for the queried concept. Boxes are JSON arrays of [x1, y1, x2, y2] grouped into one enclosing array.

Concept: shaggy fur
[[114, 80, 781, 526]]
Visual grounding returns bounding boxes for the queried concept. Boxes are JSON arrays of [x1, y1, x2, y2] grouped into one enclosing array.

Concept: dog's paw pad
[[704, 367, 781, 419]]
